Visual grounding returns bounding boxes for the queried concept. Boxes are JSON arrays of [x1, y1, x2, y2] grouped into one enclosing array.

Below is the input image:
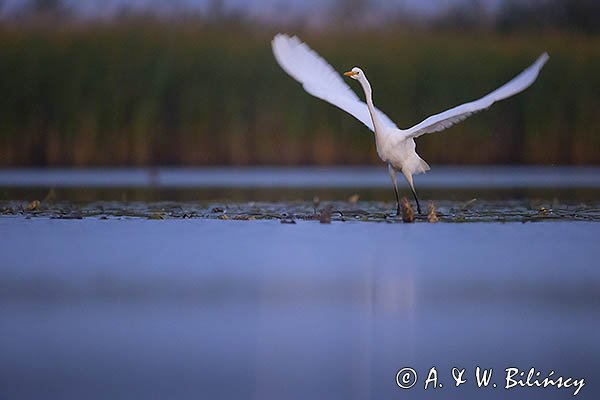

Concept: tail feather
[[405, 155, 430, 176], [417, 156, 430, 174]]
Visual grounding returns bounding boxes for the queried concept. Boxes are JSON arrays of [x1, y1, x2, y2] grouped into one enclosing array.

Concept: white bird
[[272, 33, 549, 215]]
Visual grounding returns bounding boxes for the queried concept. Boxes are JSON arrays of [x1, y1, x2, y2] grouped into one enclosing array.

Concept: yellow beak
[[344, 71, 358, 77]]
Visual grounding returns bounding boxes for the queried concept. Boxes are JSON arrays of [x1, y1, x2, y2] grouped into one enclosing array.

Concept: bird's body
[[353, 72, 427, 174], [346, 67, 430, 212], [272, 33, 549, 215]]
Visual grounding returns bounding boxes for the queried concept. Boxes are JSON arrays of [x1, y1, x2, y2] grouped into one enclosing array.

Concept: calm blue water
[[1, 218, 599, 399], [1, 166, 599, 188]]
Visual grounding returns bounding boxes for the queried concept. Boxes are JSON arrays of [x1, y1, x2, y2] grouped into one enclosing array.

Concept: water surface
[[1, 219, 599, 399], [2, 166, 600, 222], [1, 167, 599, 399]]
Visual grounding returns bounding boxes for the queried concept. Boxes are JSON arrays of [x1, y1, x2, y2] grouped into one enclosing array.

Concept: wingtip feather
[[537, 52, 550, 68]]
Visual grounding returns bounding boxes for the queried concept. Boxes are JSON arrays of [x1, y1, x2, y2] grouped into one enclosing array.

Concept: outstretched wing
[[401, 52, 549, 139], [272, 33, 397, 132]]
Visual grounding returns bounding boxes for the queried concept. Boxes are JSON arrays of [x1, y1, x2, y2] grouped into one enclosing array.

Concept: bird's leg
[[388, 164, 401, 216], [410, 185, 422, 215], [402, 169, 422, 215]]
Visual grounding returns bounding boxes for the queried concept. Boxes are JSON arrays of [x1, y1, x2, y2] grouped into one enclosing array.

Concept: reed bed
[[0, 22, 598, 166]]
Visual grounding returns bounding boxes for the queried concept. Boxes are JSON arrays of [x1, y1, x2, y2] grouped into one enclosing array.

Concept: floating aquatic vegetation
[[25, 200, 40, 211], [427, 202, 439, 223], [400, 198, 415, 223], [1, 199, 599, 223]]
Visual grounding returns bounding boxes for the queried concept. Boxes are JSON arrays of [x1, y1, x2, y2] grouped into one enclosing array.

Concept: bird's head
[[343, 67, 363, 81]]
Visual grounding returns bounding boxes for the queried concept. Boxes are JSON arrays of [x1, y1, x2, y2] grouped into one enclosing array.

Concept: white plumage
[[272, 33, 549, 215]]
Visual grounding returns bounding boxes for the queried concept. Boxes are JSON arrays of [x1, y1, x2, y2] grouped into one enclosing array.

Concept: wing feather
[[402, 52, 549, 139], [272, 34, 397, 132]]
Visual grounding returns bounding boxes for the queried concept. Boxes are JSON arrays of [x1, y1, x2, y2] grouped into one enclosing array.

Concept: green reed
[[0, 22, 598, 166]]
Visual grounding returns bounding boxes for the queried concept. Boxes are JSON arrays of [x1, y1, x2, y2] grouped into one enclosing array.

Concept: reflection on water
[[1, 219, 599, 399]]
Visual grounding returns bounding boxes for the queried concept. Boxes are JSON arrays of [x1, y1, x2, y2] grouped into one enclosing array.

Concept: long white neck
[[358, 75, 384, 134]]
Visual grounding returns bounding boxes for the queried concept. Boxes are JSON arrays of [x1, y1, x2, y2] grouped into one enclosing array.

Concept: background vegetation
[[0, 3, 599, 166]]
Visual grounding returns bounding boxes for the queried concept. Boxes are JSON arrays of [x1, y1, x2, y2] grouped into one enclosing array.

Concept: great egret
[[271, 33, 549, 215]]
